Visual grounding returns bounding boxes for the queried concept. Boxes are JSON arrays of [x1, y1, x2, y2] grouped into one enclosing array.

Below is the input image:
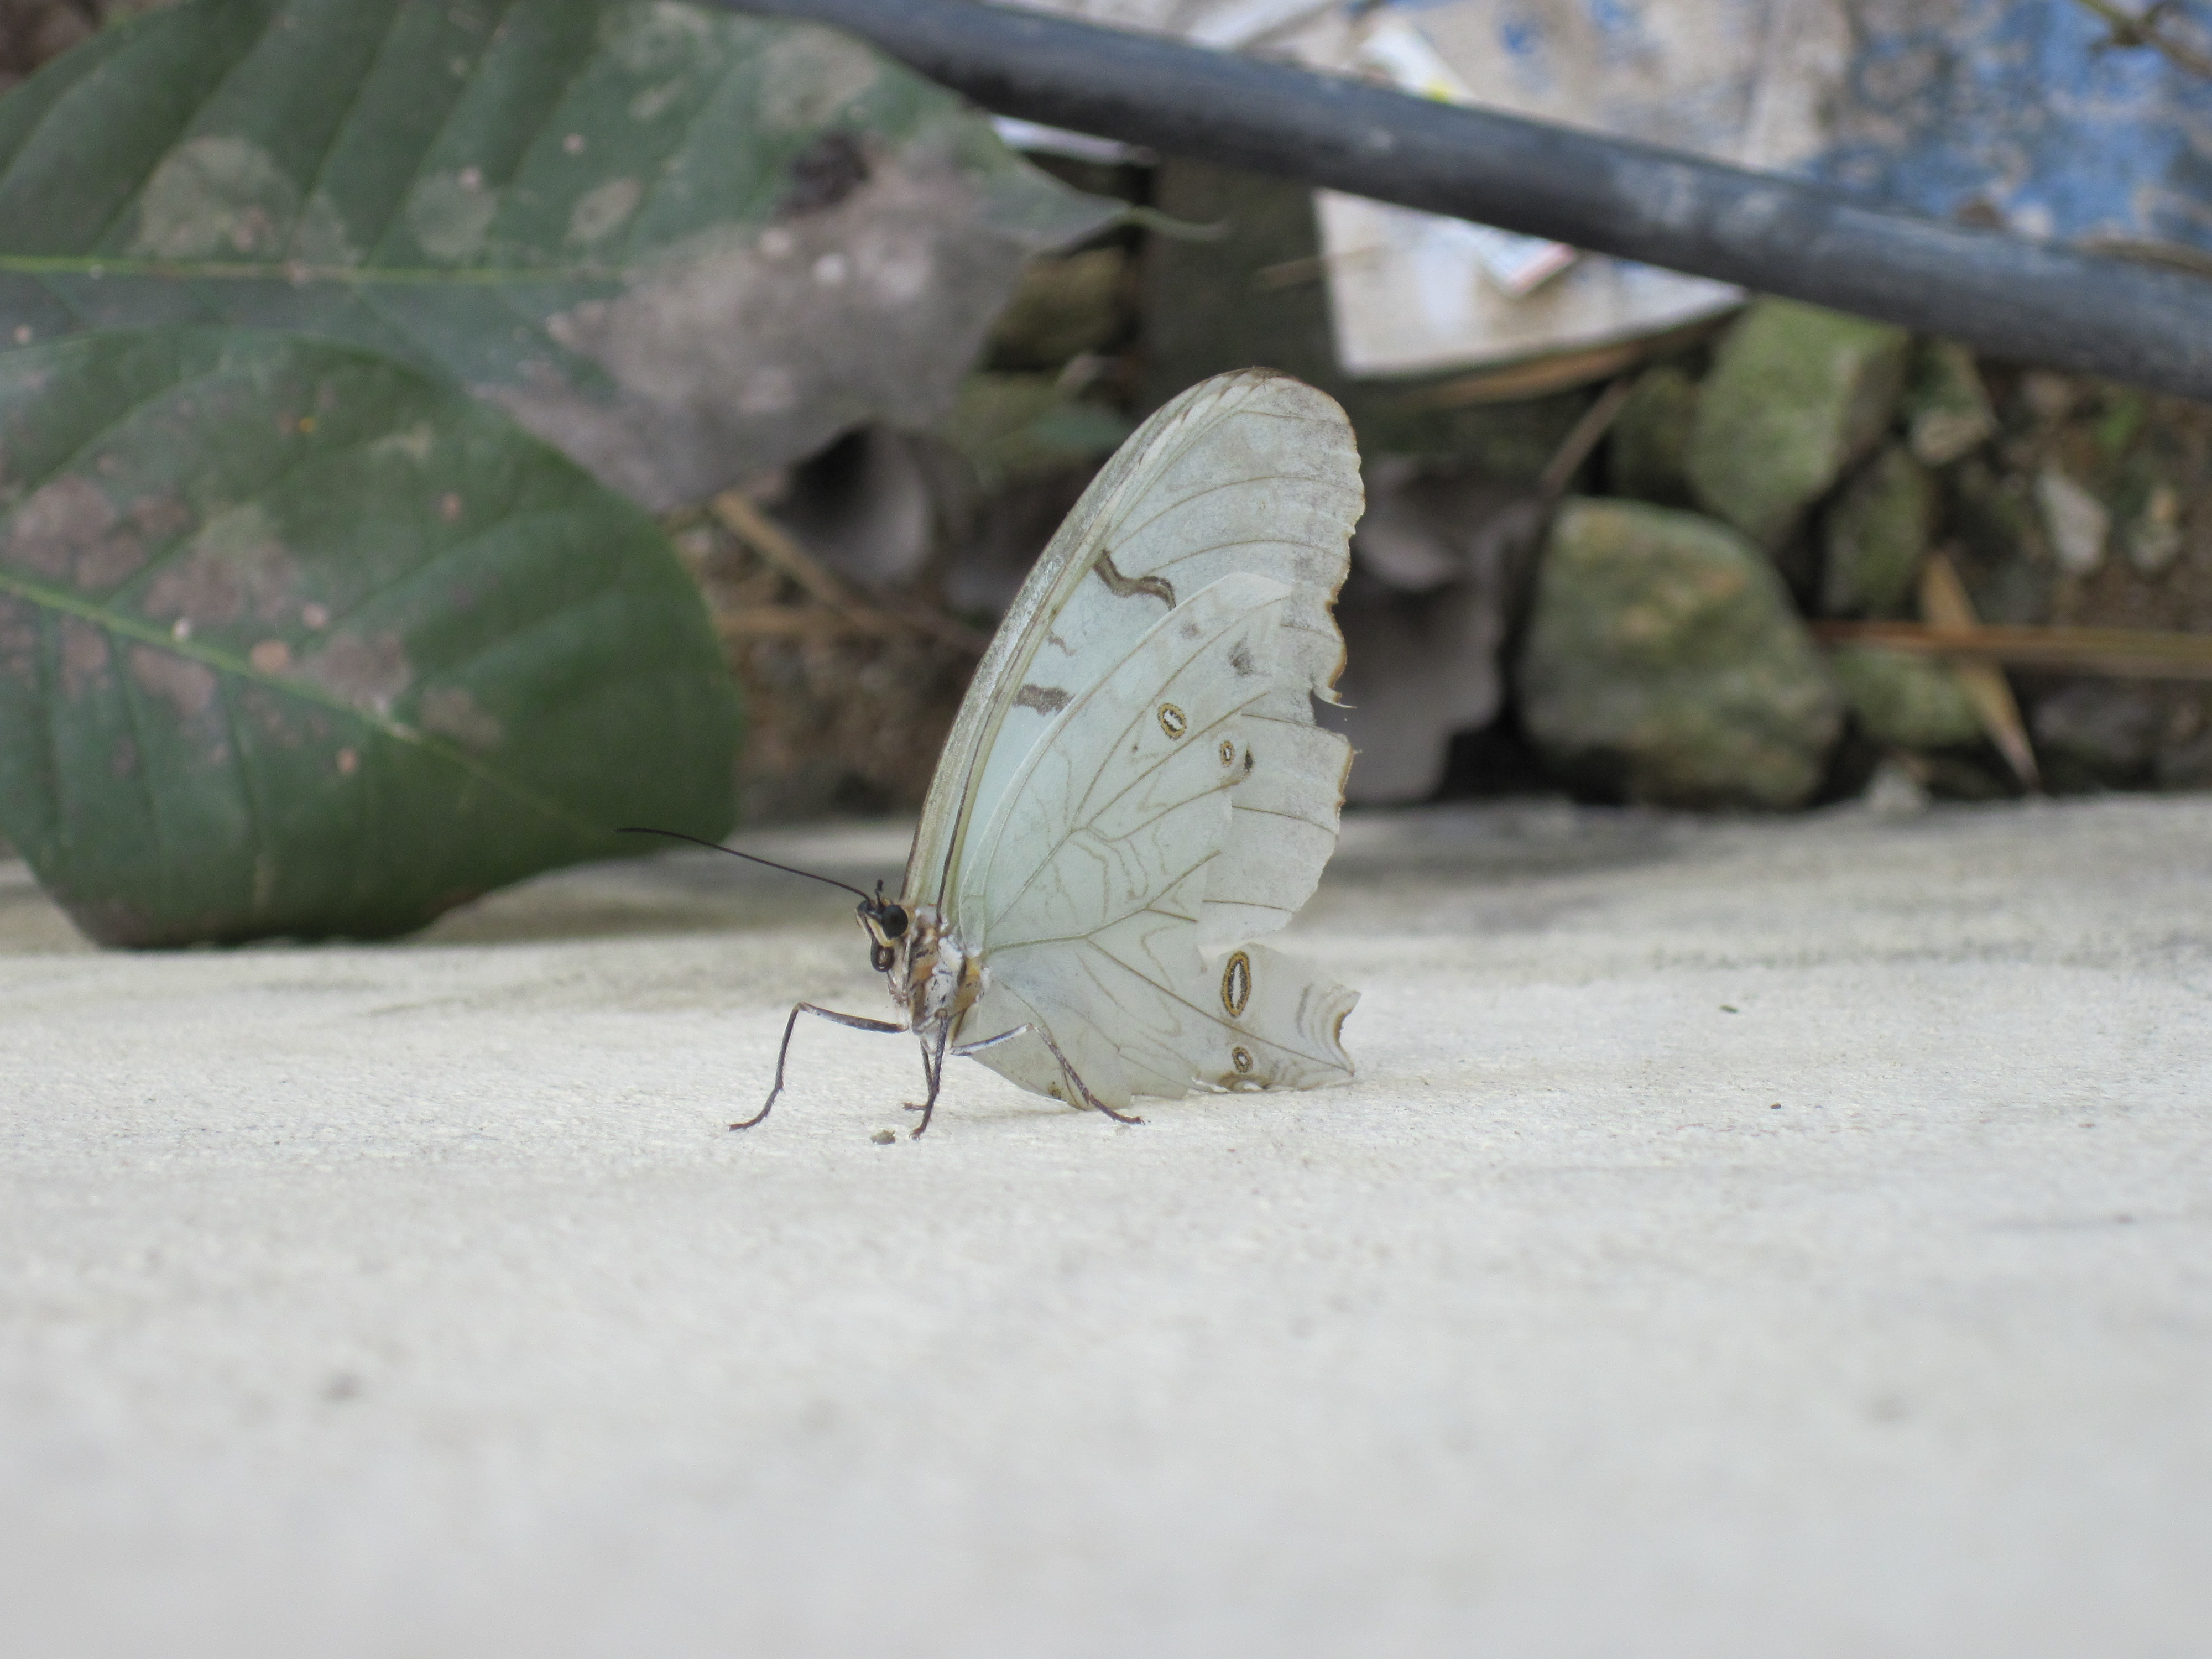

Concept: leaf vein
[[288, 0, 416, 259], [0, 564, 602, 841]]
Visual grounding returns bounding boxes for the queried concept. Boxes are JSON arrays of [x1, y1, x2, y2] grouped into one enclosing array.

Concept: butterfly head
[[858, 881, 909, 974]]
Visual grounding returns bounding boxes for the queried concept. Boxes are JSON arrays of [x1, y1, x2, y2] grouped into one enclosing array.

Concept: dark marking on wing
[[1015, 682, 1071, 714], [1229, 643, 1256, 676], [1092, 549, 1175, 608]]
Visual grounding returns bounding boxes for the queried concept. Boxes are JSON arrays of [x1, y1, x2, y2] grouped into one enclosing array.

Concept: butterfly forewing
[[968, 573, 1286, 952], [904, 371, 1361, 925]]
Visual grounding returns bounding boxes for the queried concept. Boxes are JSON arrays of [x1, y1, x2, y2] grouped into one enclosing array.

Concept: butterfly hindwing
[[950, 571, 1356, 1111], [971, 933, 1357, 1112], [1197, 941, 1358, 1091], [1192, 688, 1352, 948]]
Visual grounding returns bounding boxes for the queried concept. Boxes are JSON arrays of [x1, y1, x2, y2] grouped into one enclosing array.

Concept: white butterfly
[[747, 368, 1363, 1135]]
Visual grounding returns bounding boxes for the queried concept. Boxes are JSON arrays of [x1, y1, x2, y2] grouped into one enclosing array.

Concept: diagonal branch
[[708, 488, 988, 654]]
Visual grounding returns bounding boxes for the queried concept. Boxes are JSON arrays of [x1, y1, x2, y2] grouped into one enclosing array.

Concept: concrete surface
[[2, 794, 2209, 1657]]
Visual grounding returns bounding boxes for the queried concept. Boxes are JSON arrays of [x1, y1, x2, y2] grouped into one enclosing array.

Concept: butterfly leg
[[1033, 1025, 1144, 1125], [894, 1024, 1039, 1133], [898, 1027, 944, 1113], [901, 1022, 956, 1139], [731, 1002, 907, 1130], [898, 1036, 940, 1113]]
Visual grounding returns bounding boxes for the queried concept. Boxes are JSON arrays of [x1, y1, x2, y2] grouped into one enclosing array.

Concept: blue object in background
[[1819, 0, 2212, 253], [1376, 0, 2212, 257]]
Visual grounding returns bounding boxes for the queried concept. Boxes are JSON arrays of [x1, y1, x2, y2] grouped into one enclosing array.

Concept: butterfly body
[[882, 905, 986, 1073], [741, 369, 1364, 1136]]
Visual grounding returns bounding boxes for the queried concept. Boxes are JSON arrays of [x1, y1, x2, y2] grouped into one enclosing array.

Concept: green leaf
[[0, 327, 742, 947], [0, 0, 1116, 508]]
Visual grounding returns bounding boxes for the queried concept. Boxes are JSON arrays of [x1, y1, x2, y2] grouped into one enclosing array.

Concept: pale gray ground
[[2, 795, 2208, 1657]]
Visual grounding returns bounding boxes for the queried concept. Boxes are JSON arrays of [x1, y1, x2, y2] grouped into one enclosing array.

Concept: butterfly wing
[[904, 370, 1362, 948], [949, 572, 1357, 1112]]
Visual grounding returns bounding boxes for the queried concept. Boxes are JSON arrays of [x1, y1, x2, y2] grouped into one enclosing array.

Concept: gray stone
[[1829, 646, 1982, 749], [2034, 466, 2110, 576], [2127, 482, 2184, 576], [1332, 462, 1544, 803], [1332, 584, 1508, 804], [1861, 754, 1932, 815], [1604, 363, 1700, 504], [1947, 459, 2058, 623], [771, 426, 940, 587], [2021, 371, 2080, 422], [1516, 499, 1845, 809], [2028, 681, 2212, 792], [2158, 693, 2212, 789], [1686, 300, 1911, 548], [1902, 339, 1996, 466], [1819, 443, 1934, 617], [2033, 681, 2167, 789]]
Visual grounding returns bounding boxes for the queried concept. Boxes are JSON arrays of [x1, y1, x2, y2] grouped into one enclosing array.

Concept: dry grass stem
[[1816, 619, 2212, 679], [708, 489, 990, 655], [1917, 552, 2042, 788]]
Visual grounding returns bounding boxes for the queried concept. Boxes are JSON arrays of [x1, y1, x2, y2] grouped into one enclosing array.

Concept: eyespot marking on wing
[[1157, 702, 1188, 739], [1093, 549, 1175, 608], [1222, 951, 1251, 1016], [1230, 1045, 1254, 1073], [1015, 683, 1071, 714], [1218, 738, 1237, 767]]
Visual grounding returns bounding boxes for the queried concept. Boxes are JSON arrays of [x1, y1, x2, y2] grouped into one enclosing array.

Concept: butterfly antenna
[[617, 826, 878, 902]]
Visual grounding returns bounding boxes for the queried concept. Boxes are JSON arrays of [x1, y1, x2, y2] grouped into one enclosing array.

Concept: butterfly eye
[[878, 904, 908, 938]]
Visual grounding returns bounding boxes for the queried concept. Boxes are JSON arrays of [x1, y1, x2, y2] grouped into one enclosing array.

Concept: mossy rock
[[1516, 499, 1844, 809], [1903, 339, 1996, 467], [1686, 299, 1910, 548], [1829, 646, 1981, 749], [1606, 363, 1700, 504], [1820, 443, 1933, 617]]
